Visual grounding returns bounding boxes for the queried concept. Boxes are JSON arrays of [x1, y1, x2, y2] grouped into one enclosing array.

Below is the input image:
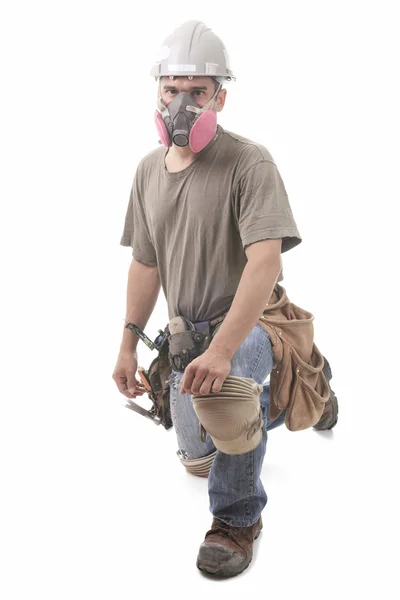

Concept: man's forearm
[[209, 258, 281, 360], [120, 258, 161, 352]]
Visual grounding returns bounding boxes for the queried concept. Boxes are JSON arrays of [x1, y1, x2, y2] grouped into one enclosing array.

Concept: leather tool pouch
[[168, 317, 212, 372]]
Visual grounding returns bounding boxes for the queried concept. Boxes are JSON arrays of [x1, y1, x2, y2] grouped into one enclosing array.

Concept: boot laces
[[205, 519, 248, 554]]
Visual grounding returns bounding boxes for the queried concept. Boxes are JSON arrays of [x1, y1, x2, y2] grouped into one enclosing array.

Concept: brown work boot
[[313, 355, 339, 430], [196, 516, 263, 577]]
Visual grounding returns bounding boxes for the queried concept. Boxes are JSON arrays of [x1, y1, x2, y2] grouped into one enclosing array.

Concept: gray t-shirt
[[120, 125, 302, 322]]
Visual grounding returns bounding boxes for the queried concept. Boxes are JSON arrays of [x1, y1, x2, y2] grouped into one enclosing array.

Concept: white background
[[1, 1, 399, 598]]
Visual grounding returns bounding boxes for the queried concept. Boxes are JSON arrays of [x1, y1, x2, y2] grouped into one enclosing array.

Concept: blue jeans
[[168, 323, 287, 527]]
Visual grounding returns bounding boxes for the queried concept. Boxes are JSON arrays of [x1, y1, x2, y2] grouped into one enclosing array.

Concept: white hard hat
[[150, 20, 235, 82]]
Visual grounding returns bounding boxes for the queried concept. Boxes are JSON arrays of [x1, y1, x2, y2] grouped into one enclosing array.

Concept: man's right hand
[[112, 350, 147, 399]]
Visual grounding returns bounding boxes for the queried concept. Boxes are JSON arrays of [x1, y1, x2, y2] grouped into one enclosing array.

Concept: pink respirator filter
[[154, 109, 217, 153]]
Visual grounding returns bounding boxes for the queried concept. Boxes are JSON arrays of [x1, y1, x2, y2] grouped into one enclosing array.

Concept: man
[[113, 20, 335, 578]]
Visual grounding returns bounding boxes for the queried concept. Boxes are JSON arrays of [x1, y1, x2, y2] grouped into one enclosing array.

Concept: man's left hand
[[180, 349, 231, 395]]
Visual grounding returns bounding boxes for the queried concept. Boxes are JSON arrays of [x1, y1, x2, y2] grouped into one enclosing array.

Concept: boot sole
[[196, 524, 262, 577]]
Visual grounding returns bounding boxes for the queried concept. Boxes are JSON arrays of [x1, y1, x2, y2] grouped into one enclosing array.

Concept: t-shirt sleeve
[[119, 172, 157, 266], [233, 160, 302, 253]]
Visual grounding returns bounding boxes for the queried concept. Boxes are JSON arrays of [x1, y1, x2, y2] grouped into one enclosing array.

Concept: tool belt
[[124, 311, 228, 430]]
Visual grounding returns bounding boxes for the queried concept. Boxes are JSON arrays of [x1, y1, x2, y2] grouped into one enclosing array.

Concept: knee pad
[[177, 449, 217, 477], [191, 375, 264, 455]]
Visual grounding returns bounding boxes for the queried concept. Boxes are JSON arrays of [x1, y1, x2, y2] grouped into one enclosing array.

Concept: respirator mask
[[154, 80, 222, 153]]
